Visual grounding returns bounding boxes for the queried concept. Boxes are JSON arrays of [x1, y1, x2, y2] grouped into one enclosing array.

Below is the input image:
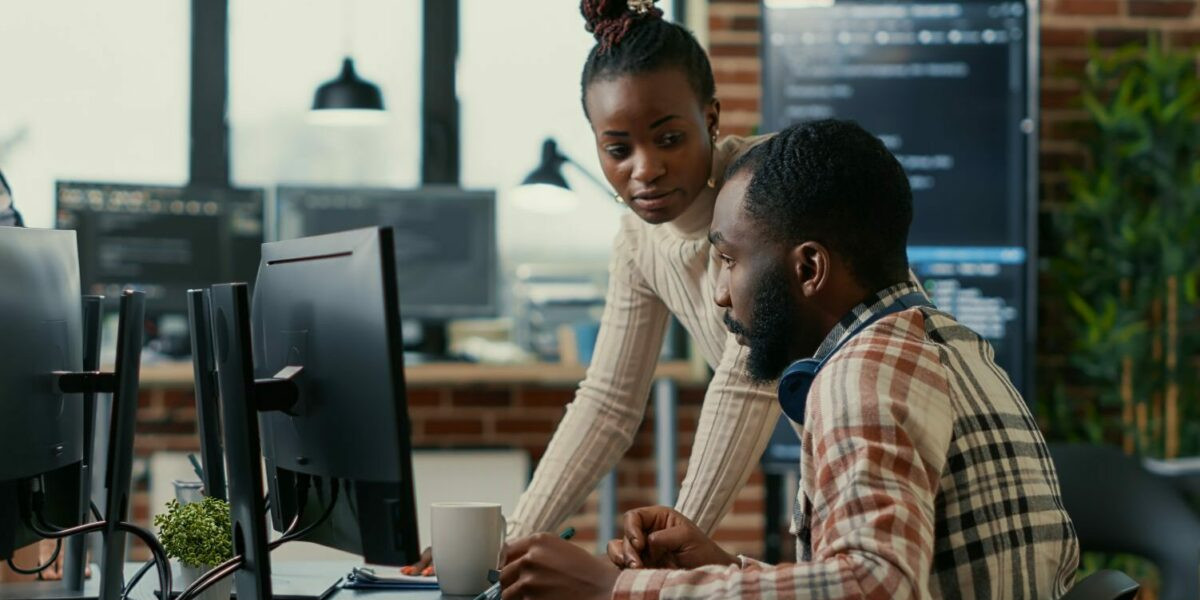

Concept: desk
[[120, 561, 448, 599], [134, 360, 708, 389]]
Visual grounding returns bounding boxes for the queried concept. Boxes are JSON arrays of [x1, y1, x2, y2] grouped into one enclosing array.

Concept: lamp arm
[[562, 156, 613, 195]]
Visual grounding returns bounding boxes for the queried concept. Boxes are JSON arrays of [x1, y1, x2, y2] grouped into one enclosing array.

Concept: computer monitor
[[275, 186, 497, 320], [206, 226, 419, 600], [0, 227, 86, 560], [55, 181, 264, 318]]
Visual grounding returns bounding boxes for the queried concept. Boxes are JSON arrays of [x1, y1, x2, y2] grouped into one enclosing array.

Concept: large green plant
[[1042, 36, 1200, 458]]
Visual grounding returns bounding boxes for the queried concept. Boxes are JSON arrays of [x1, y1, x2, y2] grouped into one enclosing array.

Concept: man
[[498, 119, 1079, 599], [0, 170, 23, 227]]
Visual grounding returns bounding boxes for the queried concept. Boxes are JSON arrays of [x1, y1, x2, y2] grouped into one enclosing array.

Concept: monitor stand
[[207, 283, 303, 600]]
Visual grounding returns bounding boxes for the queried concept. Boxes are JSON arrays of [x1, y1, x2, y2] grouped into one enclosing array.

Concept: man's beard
[[723, 263, 797, 384]]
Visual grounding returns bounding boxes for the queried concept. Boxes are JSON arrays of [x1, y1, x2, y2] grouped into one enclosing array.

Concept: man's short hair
[[726, 119, 913, 291]]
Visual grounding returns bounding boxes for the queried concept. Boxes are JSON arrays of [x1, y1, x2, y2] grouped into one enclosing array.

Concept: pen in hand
[[473, 527, 575, 600]]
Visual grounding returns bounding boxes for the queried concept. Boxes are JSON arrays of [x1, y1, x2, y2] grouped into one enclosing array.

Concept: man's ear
[[789, 241, 830, 299]]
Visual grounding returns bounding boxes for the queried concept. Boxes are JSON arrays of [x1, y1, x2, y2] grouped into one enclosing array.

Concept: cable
[[122, 558, 155, 598], [5, 538, 62, 575], [177, 479, 337, 600], [90, 501, 103, 521], [25, 487, 171, 600]]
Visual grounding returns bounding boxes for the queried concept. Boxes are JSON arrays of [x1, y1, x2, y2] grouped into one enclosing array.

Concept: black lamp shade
[[312, 57, 385, 111], [521, 139, 570, 189]]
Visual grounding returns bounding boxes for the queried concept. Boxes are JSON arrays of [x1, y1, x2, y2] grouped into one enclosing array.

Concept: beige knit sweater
[[508, 135, 781, 538]]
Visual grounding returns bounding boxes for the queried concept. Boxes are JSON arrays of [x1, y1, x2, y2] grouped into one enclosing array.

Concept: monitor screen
[[55, 181, 264, 315], [760, 0, 1035, 468], [275, 186, 497, 320], [762, 0, 1034, 394]]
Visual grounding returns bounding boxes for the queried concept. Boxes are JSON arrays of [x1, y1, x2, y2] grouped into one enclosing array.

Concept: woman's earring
[[706, 177, 716, 189], [614, 193, 626, 205]]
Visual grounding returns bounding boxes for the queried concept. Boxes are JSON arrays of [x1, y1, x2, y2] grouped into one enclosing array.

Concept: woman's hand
[[399, 547, 435, 577], [607, 506, 737, 570]]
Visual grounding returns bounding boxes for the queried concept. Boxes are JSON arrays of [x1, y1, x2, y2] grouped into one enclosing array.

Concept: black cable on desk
[[25, 485, 171, 600]]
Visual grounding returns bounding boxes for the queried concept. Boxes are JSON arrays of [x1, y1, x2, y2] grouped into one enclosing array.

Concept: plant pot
[[179, 563, 234, 600]]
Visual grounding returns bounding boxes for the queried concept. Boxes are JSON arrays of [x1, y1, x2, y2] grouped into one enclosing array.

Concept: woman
[[408, 0, 779, 571]]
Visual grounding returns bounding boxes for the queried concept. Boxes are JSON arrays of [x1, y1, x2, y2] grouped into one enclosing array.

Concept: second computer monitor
[[250, 226, 419, 565], [275, 186, 496, 320]]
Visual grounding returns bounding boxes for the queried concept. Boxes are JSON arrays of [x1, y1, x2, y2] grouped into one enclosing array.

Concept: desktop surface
[[116, 561, 444, 600]]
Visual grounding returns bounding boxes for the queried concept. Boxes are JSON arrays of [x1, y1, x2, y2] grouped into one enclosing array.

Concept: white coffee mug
[[431, 502, 507, 596]]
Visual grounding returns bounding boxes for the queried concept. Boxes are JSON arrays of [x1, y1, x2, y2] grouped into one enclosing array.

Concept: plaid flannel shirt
[[614, 282, 1079, 599]]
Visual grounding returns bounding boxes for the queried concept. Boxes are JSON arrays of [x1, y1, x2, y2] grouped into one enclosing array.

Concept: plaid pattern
[[614, 282, 1079, 599]]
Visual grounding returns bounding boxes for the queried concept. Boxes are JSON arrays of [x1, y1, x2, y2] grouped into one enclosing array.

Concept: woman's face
[[584, 69, 719, 225]]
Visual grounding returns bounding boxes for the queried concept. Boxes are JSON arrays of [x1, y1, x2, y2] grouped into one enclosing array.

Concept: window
[[0, 1, 189, 228], [229, 0, 422, 191]]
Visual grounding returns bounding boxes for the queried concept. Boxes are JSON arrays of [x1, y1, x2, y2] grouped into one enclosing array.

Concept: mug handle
[[495, 514, 507, 568]]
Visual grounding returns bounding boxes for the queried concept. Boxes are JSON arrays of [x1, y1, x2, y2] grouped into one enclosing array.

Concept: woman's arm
[[674, 334, 780, 534], [507, 229, 671, 539]]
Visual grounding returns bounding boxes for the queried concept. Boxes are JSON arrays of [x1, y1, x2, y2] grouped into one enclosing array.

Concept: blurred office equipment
[[275, 185, 496, 358], [510, 263, 606, 363], [55, 181, 264, 357]]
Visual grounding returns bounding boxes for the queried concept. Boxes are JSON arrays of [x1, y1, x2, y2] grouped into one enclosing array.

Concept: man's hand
[[500, 533, 618, 600], [606, 506, 737, 570]]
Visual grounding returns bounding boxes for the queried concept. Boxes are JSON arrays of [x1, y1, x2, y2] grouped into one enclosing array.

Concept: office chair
[[1059, 570, 1140, 600], [1050, 443, 1200, 600]]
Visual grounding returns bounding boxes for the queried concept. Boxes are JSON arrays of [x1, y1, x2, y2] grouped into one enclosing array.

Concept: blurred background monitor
[[55, 181, 264, 355], [275, 186, 496, 357]]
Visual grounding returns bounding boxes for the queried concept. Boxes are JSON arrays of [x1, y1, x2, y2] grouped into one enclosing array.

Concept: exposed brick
[[714, 70, 760, 85], [721, 97, 761, 112], [495, 418, 556, 434], [731, 16, 761, 31], [450, 388, 512, 407], [1055, 0, 1121, 15], [1041, 88, 1081, 110], [1040, 27, 1090, 47], [423, 418, 483, 435], [1040, 148, 1087, 173], [1095, 28, 1150, 46], [1128, 0, 1196, 17], [136, 421, 195, 435], [137, 390, 155, 408], [162, 389, 194, 408], [710, 43, 759, 58], [734, 498, 766, 513], [406, 388, 443, 407], [517, 388, 573, 407], [1168, 29, 1200, 46]]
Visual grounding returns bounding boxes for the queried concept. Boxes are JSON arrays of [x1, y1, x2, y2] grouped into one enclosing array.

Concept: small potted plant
[[154, 496, 234, 599]]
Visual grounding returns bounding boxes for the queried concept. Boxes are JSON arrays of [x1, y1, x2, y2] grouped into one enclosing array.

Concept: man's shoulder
[[836, 307, 940, 364], [814, 308, 949, 400]]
